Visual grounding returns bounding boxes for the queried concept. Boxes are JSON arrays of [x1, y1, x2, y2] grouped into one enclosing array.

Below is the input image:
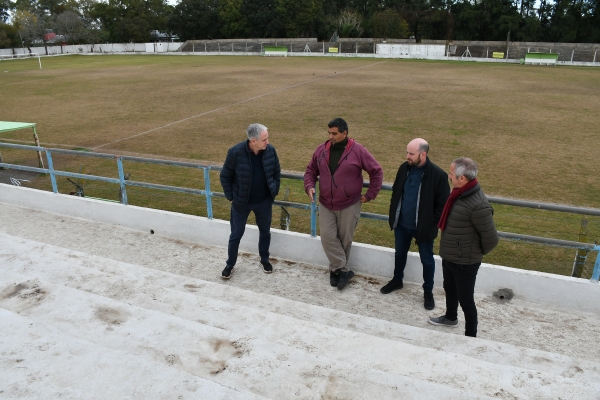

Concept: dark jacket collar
[[460, 182, 481, 198], [407, 156, 432, 173], [325, 137, 355, 152]]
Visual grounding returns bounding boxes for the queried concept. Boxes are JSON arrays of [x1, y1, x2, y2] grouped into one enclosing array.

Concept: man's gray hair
[[247, 123, 267, 140], [452, 157, 478, 181], [418, 142, 429, 153]]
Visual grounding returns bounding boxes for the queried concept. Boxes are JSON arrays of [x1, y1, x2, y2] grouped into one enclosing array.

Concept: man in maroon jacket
[[304, 118, 383, 290]]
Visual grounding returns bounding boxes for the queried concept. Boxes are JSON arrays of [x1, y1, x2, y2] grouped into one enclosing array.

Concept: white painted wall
[[377, 44, 446, 57], [0, 183, 598, 314]]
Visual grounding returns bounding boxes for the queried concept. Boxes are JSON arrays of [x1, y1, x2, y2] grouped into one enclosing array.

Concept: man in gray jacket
[[429, 157, 498, 337]]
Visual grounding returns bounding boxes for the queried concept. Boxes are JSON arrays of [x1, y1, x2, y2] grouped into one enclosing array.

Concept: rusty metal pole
[[32, 126, 45, 169], [280, 188, 290, 230], [571, 217, 589, 278]]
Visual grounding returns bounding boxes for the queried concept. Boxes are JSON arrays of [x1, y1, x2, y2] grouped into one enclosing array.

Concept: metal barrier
[[1, 142, 599, 282]]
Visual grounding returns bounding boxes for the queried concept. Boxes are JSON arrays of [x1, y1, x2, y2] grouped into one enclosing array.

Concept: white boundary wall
[[0, 183, 598, 314], [0, 43, 183, 56], [377, 44, 446, 57], [1, 43, 598, 66]]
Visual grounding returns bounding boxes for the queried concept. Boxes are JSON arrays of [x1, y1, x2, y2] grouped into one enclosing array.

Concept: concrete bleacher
[[1, 184, 600, 398]]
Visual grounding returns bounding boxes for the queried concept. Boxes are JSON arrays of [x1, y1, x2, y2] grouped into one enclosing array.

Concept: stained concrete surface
[[1, 203, 600, 398], [2, 204, 598, 362]]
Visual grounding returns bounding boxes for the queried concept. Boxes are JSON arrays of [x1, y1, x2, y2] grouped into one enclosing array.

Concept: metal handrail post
[[310, 189, 317, 237], [45, 149, 58, 193], [32, 126, 45, 169], [591, 246, 600, 282], [116, 157, 128, 205], [204, 167, 213, 219]]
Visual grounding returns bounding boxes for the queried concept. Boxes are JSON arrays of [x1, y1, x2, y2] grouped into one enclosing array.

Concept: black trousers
[[442, 259, 481, 337], [226, 197, 273, 268]]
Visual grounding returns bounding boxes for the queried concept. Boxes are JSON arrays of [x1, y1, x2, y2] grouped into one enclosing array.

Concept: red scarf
[[438, 179, 478, 231]]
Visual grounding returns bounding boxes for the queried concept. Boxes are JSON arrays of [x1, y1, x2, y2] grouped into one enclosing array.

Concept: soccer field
[[1, 54, 599, 276]]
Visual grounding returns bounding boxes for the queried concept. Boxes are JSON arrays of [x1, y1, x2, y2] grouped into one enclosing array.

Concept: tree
[[91, 0, 172, 42], [37, 0, 67, 15], [240, 0, 284, 38], [372, 8, 409, 38], [218, 0, 247, 38], [77, 0, 103, 43], [1, 0, 13, 22], [13, 8, 44, 45], [337, 8, 363, 37], [276, 0, 324, 37], [168, 0, 221, 40], [55, 10, 84, 43], [0, 22, 19, 47]]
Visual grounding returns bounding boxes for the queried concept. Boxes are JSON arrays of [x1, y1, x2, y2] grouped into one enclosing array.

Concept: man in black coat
[[219, 123, 281, 279], [383, 138, 450, 310]]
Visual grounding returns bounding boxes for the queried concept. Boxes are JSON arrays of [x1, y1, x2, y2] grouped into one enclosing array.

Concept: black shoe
[[221, 265, 233, 279], [337, 270, 354, 290], [330, 270, 340, 287], [380, 280, 403, 294], [424, 291, 435, 310], [428, 315, 458, 327], [261, 260, 273, 274]]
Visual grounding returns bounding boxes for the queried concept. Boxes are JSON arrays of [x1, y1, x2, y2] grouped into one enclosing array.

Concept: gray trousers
[[319, 200, 361, 272]]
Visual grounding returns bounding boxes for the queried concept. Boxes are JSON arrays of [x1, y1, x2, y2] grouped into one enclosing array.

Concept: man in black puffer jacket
[[220, 123, 281, 279], [429, 157, 498, 337]]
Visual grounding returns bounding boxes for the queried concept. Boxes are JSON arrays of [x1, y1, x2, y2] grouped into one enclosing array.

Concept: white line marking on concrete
[[92, 60, 389, 150]]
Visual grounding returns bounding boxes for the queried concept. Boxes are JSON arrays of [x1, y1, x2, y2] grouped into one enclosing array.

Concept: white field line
[[92, 60, 389, 150]]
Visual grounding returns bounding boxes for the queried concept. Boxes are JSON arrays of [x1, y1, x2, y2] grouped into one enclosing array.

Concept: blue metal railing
[[1, 142, 599, 282]]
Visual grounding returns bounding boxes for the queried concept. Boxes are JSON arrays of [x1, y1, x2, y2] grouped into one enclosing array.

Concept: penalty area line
[[92, 60, 389, 150]]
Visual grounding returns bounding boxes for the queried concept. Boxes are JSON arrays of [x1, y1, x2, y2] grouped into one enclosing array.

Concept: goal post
[[0, 53, 42, 70]]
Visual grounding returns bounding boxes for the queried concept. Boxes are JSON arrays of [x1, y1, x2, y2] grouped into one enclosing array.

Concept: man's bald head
[[408, 138, 429, 153], [406, 138, 429, 167]]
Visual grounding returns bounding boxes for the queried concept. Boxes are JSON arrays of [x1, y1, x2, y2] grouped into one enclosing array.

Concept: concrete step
[[2, 270, 493, 400], [2, 232, 600, 383], [0, 308, 264, 399], [2, 233, 600, 399]]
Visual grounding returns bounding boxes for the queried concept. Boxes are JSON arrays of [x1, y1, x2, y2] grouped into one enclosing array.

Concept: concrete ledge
[[1, 183, 598, 314]]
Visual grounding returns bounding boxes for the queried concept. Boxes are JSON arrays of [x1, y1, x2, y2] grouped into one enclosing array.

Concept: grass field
[[1, 54, 599, 277]]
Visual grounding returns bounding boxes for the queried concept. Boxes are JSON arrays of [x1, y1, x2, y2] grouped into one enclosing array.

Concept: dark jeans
[[393, 225, 435, 292], [226, 197, 273, 268], [442, 259, 481, 337]]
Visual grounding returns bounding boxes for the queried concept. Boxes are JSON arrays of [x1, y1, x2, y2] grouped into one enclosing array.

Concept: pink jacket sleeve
[[361, 147, 383, 201], [304, 149, 320, 193]]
